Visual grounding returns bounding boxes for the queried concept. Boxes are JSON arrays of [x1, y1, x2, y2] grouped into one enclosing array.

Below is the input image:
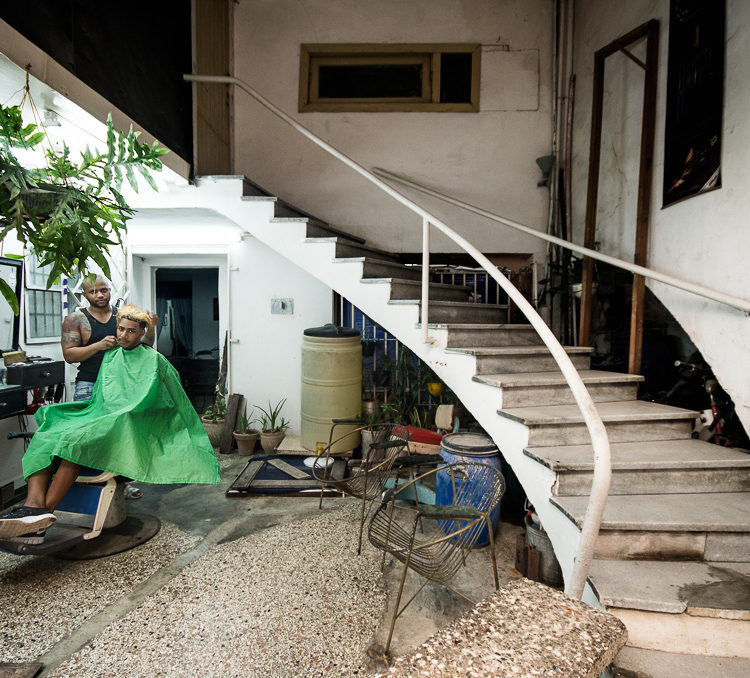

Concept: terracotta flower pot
[[234, 429, 259, 455], [201, 416, 225, 447], [260, 431, 286, 452]]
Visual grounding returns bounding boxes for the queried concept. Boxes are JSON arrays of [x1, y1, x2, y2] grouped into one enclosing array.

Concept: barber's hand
[[147, 312, 159, 328], [99, 335, 117, 350]]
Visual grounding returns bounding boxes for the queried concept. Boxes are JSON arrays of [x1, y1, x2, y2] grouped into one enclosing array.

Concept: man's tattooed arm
[[61, 311, 114, 364]]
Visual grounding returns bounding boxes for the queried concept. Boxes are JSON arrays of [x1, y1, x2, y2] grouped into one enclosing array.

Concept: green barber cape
[[22, 344, 220, 484]]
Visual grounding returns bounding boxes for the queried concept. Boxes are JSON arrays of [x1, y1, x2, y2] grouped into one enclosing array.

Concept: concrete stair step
[[447, 345, 591, 375], [500, 400, 697, 445], [612, 646, 750, 678], [587, 560, 750, 658], [242, 177, 368, 243], [475, 369, 643, 407], [352, 257, 422, 281], [552, 492, 750, 561], [390, 299, 508, 324], [306, 236, 400, 262], [270, 216, 366, 245], [361, 278, 472, 302], [443, 323, 542, 347], [526, 438, 750, 496], [554, 491, 750, 533], [304, 221, 366, 244]]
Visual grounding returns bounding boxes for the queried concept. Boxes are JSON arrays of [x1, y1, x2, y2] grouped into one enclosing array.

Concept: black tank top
[[76, 307, 117, 383]]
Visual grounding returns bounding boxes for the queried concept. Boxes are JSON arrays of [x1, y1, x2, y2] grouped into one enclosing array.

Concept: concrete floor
[[1, 453, 524, 676]]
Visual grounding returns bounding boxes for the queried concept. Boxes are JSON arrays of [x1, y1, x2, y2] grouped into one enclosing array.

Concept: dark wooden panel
[[194, 0, 233, 174]]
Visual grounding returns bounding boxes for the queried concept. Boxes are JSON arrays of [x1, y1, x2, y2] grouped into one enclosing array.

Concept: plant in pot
[[234, 405, 259, 455], [201, 388, 227, 447], [0, 99, 166, 313], [256, 398, 290, 452], [360, 408, 385, 459]]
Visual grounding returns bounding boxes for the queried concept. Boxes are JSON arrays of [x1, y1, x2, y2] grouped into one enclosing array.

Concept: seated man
[[0, 304, 220, 542]]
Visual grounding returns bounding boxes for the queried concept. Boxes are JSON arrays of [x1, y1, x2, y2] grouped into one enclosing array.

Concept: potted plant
[[201, 388, 227, 447], [256, 398, 290, 452], [0, 100, 166, 313], [360, 409, 384, 459], [234, 404, 259, 455]]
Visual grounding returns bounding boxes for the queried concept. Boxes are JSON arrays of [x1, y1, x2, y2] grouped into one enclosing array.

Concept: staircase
[[141, 175, 750, 674]]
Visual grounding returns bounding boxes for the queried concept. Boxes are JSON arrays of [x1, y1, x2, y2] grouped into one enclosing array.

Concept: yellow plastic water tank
[[301, 324, 362, 453]]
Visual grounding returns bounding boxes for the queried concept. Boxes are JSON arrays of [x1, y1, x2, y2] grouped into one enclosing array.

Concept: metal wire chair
[[312, 420, 410, 554], [368, 461, 505, 653]]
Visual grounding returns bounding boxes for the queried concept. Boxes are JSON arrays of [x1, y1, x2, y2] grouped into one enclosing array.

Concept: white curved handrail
[[372, 168, 750, 314], [184, 73, 610, 598]]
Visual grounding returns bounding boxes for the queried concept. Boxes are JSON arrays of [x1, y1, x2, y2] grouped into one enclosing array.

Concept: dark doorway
[[155, 268, 219, 412]]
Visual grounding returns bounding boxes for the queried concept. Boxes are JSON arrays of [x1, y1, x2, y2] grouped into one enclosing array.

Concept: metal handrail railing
[[373, 168, 750, 314], [184, 73, 610, 598]]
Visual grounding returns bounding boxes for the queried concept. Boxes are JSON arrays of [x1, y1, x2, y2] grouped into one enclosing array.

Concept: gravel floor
[[0, 522, 199, 663], [47, 504, 385, 678]]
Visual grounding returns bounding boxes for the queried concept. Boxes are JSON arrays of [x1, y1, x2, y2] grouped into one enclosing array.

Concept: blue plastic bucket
[[436, 432, 502, 547]]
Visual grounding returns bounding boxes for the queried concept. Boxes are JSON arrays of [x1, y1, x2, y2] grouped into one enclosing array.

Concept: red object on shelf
[[406, 426, 444, 445], [406, 426, 444, 455]]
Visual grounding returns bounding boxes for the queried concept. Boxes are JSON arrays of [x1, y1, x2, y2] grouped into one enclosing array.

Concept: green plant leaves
[[0, 277, 19, 314], [0, 102, 168, 314]]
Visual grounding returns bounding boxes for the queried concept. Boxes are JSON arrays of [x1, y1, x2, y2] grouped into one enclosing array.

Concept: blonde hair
[[117, 304, 150, 329]]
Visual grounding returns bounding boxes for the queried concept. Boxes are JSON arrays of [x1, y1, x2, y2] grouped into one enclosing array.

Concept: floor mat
[[225, 454, 346, 497]]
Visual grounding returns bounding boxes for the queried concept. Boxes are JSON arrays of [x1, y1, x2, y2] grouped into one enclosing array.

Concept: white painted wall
[[228, 237, 332, 431], [126, 180, 334, 434], [233, 0, 553, 259], [571, 0, 750, 434]]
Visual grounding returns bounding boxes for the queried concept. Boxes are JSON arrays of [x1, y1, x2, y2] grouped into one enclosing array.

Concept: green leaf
[[136, 162, 158, 191], [106, 114, 116, 164], [0, 277, 19, 315], [26, 131, 46, 147], [125, 163, 139, 193]]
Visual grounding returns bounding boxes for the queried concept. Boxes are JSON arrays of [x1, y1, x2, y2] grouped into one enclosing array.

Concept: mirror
[[0, 256, 22, 352]]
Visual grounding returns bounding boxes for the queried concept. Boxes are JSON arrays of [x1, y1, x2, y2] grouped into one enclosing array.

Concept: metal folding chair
[[368, 461, 505, 653]]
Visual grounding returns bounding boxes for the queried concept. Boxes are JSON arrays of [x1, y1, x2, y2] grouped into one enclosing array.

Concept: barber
[[61, 275, 157, 402]]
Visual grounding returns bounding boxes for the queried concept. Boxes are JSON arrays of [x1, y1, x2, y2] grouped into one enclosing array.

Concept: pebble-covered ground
[[0, 521, 199, 663], [47, 505, 385, 677]]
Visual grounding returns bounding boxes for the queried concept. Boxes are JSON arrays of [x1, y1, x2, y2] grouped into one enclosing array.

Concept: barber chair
[[0, 434, 160, 558]]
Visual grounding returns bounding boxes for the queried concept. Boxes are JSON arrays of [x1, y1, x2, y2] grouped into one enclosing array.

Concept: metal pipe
[[373, 168, 750, 315], [184, 72, 611, 598], [421, 218, 435, 345]]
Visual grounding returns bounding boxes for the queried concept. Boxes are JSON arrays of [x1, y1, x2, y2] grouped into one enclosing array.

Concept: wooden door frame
[[578, 19, 660, 375]]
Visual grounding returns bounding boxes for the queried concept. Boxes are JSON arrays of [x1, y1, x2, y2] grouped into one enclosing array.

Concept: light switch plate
[[271, 298, 294, 314]]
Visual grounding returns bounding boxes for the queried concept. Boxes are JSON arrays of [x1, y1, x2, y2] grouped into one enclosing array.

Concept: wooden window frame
[[299, 43, 480, 112]]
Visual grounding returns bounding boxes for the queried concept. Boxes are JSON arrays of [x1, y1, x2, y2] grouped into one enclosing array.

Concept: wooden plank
[[194, 0, 233, 174], [267, 458, 310, 480], [526, 546, 541, 582], [579, 49, 605, 347], [250, 478, 321, 489], [229, 460, 265, 491], [515, 532, 528, 576], [629, 21, 660, 376], [219, 393, 243, 455]]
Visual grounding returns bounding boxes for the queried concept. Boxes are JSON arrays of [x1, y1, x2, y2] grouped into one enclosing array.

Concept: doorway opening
[[155, 267, 219, 413]]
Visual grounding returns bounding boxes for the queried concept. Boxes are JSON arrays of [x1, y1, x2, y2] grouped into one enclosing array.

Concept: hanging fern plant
[[0, 101, 167, 313]]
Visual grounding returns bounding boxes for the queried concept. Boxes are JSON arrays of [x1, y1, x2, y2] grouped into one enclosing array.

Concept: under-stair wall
[[571, 0, 750, 437], [183, 176, 589, 591]]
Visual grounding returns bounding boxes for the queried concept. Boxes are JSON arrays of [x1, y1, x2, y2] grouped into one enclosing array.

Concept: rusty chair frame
[[312, 420, 410, 554], [368, 461, 505, 653]]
